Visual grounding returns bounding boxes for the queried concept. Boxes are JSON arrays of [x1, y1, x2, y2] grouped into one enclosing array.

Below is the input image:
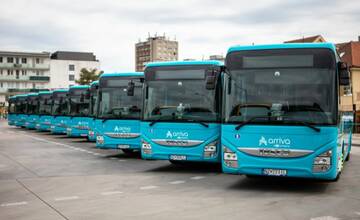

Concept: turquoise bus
[[36, 91, 53, 131], [96, 72, 144, 153], [67, 85, 91, 137], [7, 96, 17, 126], [50, 89, 70, 134], [88, 81, 99, 142], [222, 43, 352, 181], [141, 61, 223, 164], [25, 93, 39, 129], [14, 94, 28, 128]]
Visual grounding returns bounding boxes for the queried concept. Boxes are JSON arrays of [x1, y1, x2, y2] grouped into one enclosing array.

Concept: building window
[[36, 58, 40, 64], [7, 70, 11, 75], [0, 69, 2, 75], [7, 57, 14, 63], [0, 57, 2, 63], [0, 82, 3, 88], [32, 83, 36, 89], [22, 70, 27, 76], [69, 64, 75, 71], [36, 70, 39, 76], [69, 74, 75, 81], [21, 58, 27, 64]]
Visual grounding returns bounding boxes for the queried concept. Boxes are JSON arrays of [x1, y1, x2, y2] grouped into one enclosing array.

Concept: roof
[[38, 91, 53, 96], [227, 43, 337, 53], [284, 35, 326, 43], [100, 72, 144, 79], [51, 51, 98, 61], [69, 85, 90, 90], [146, 60, 223, 68], [0, 51, 50, 57], [27, 93, 38, 97], [90, 80, 99, 86], [53, 89, 69, 93], [337, 41, 360, 68]]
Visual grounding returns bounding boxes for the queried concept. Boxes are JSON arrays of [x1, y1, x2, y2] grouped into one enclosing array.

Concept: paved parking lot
[[0, 121, 360, 220]]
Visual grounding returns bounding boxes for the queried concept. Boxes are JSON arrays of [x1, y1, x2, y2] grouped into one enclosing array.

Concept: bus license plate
[[263, 169, 287, 176], [169, 155, 187, 161], [118, 145, 130, 149]]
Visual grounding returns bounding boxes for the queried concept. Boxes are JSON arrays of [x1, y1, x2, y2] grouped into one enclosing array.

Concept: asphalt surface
[[0, 120, 360, 220]]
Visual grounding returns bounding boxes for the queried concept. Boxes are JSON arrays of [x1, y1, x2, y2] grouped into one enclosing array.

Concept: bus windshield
[[52, 93, 68, 116], [27, 97, 38, 115], [39, 95, 52, 115], [69, 89, 89, 117], [16, 98, 27, 114], [98, 78, 142, 120], [224, 48, 337, 125], [89, 87, 98, 117], [143, 67, 220, 122], [8, 99, 16, 114]]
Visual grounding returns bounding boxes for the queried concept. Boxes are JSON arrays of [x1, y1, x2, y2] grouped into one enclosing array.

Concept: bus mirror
[[205, 70, 216, 90], [339, 62, 350, 86], [127, 81, 135, 96]]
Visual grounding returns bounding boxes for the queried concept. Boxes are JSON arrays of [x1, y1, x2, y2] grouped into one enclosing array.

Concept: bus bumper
[[222, 141, 339, 180], [141, 138, 220, 163], [96, 135, 141, 150], [51, 125, 67, 134], [67, 127, 88, 137]]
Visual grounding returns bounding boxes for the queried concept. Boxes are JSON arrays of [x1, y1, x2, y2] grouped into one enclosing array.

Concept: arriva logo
[[114, 126, 131, 133], [259, 136, 291, 147], [166, 131, 189, 139]]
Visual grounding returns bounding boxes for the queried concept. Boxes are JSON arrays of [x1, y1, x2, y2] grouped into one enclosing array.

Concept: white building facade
[[50, 51, 101, 88], [0, 51, 51, 105]]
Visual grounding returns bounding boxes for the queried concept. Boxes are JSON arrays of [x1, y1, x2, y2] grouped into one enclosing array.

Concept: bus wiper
[[149, 115, 175, 127], [235, 116, 272, 130], [186, 119, 209, 128], [280, 117, 321, 132]]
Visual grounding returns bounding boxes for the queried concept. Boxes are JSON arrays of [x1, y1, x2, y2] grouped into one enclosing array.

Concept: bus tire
[[345, 152, 350, 161], [169, 160, 186, 165]]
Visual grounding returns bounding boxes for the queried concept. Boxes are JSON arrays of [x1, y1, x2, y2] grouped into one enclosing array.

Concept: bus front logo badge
[[235, 134, 240, 139], [259, 136, 268, 146], [166, 131, 173, 138]]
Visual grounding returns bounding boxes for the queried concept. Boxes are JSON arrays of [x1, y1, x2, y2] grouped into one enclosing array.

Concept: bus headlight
[[313, 150, 332, 172], [142, 140, 152, 154], [223, 145, 238, 168], [89, 130, 95, 137], [204, 141, 217, 158], [97, 135, 104, 145]]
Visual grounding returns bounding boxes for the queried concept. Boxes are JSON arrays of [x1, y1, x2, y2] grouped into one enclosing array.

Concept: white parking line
[[110, 157, 117, 160], [118, 159, 127, 162], [140, 185, 158, 190], [190, 176, 205, 180], [355, 212, 360, 216], [54, 196, 79, 201], [169, 180, 186, 185], [100, 191, 123, 196], [0, 201, 28, 207], [310, 216, 340, 220]]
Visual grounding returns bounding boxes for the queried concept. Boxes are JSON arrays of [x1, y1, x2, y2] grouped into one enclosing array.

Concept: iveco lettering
[[141, 61, 223, 164], [222, 43, 353, 181], [95, 72, 144, 153]]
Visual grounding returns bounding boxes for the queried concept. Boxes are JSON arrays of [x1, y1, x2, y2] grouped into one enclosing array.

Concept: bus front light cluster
[[313, 150, 332, 173], [97, 135, 104, 145], [223, 146, 238, 168], [142, 140, 152, 154], [204, 141, 217, 158]]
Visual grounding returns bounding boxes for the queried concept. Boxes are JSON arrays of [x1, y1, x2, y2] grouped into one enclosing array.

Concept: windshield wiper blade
[[149, 115, 175, 127], [183, 119, 209, 128], [281, 117, 321, 133], [235, 116, 271, 130]]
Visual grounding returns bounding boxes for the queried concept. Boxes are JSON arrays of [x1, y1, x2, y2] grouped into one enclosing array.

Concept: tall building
[[0, 51, 51, 106], [135, 35, 178, 71], [50, 51, 100, 88]]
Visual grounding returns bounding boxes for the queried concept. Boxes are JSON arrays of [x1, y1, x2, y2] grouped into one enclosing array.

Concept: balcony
[[29, 76, 50, 82], [0, 63, 50, 70]]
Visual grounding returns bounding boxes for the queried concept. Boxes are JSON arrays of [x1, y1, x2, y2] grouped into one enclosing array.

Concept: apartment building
[[135, 35, 178, 71], [50, 51, 100, 88], [0, 51, 51, 106]]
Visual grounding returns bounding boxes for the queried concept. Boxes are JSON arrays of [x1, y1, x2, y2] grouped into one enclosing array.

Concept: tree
[[76, 68, 103, 85]]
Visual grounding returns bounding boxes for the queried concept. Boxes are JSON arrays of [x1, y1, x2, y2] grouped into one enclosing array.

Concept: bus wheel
[[122, 149, 135, 154], [169, 160, 186, 165], [345, 152, 350, 161]]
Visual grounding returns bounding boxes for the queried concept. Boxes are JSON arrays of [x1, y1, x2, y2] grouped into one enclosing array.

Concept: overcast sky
[[0, 0, 359, 72]]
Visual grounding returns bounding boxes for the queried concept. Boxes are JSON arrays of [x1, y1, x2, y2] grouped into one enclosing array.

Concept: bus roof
[[27, 93, 38, 97], [146, 60, 224, 68], [227, 43, 337, 53], [17, 94, 28, 98], [100, 72, 144, 78], [90, 80, 99, 86], [53, 89, 69, 93], [38, 91, 53, 95], [69, 85, 90, 90]]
